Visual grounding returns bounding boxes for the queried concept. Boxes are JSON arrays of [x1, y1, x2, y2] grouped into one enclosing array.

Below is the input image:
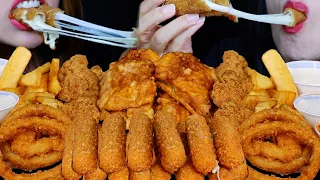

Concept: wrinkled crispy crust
[[241, 108, 320, 178], [98, 50, 157, 111], [57, 55, 99, 102], [83, 167, 107, 180], [90, 65, 104, 81], [122, 49, 160, 66], [210, 115, 245, 168], [156, 52, 216, 116], [156, 94, 190, 133], [165, 0, 237, 21], [108, 167, 130, 180], [129, 169, 151, 180], [211, 51, 253, 107], [127, 110, 153, 172], [175, 158, 204, 180], [185, 114, 217, 175], [72, 104, 98, 175], [99, 113, 127, 173], [154, 110, 187, 173]]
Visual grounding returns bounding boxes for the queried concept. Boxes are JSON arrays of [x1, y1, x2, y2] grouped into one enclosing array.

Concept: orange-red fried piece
[[156, 52, 216, 116]]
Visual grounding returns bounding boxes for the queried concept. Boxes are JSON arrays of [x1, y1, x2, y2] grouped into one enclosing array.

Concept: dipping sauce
[[289, 68, 320, 85], [295, 97, 320, 115], [0, 95, 17, 110]]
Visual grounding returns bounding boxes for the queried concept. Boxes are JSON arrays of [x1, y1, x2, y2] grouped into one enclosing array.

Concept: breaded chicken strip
[[98, 50, 157, 111], [211, 51, 253, 107], [57, 55, 99, 102], [156, 52, 216, 116], [166, 0, 237, 21]]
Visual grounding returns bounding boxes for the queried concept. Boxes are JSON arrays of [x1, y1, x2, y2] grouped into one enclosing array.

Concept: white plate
[[0, 58, 8, 77]]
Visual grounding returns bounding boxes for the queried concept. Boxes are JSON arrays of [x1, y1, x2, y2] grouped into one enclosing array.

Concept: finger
[[46, 0, 60, 8], [166, 17, 206, 53], [139, 25, 161, 44], [139, 0, 166, 17], [150, 14, 200, 55], [13, 31, 43, 49], [138, 4, 175, 33]]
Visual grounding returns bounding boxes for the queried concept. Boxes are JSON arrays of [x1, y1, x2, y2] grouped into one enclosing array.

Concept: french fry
[[48, 58, 61, 95], [24, 92, 55, 101], [24, 86, 45, 95], [255, 100, 278, 112], [40, 73, 49, 91], [262, 50, 298, 96], [0, 47, 31, 88], [35, 96, 62, 108], [249, 89, 270, 99], [20, 62, 51, 87], [0, 86, 26, 95], [272, 90, 296, 108], [247, 68, 274, 90], [242, 95, 270, 110]]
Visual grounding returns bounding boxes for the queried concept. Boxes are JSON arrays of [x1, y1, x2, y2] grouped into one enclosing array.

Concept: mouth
[[9, 0, 45, 30], [282, 0, 308, 34]]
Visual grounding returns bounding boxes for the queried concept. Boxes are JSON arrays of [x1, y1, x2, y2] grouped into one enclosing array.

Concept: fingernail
[[196, 17, 206, 24], [186, 14, 199, 23], [162, 4, 175, 14]]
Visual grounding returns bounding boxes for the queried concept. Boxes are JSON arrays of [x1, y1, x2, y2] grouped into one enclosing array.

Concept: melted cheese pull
[[284, 8, 307, 27], [12, 5, 63, 50]]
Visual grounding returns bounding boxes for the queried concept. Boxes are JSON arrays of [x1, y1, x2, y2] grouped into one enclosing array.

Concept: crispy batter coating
[[154, 110, 187, 173], [127, 110, 153, 172], [99, 113, 127, 173], [83, 167, 107, 180], [165, 0, 237, 21], [57, 55, 99, 102], [90, 65, 104, 81], [129, 170, 151, 180], [156, 52, 216, 116], [72, 100, 99, 175], [126, 104, 154, 130], [151, 161, 171, 180], [211, 51, 253, 107], [122, 49, 160, 66], [108, 167, 130, 180], [98, 51, 157, 111], [156, 94, 190, 133], [175, 158, 204, 180], [185, 114, 217, 175]]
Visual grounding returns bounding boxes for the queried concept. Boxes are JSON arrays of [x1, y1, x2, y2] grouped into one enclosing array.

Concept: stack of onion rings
[[0, 104, 71, 179], [240, 108, 320, 179]]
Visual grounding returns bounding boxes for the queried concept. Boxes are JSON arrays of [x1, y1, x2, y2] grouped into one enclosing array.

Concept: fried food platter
[[0, 46, 319, 180]]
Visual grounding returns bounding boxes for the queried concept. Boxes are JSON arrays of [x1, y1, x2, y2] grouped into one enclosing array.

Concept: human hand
[[0, 0, 59, 48], [137, 0, 205, 55]]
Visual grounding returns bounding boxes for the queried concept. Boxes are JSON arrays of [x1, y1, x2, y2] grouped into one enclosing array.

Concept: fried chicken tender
[[211, 51, 253, 107], [57, 55, 99, 102], [98, 51, 157, 111], [166, 0, 237, 21], [156, 52, 216, 116], [156, 94, 190, 133]]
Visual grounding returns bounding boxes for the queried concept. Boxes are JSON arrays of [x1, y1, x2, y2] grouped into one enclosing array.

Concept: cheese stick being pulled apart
[[284, 8, 307, 27], [10, 5, 63, 50], [166, 0, 237, 22]]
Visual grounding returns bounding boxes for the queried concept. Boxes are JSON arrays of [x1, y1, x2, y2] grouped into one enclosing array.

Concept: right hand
[[136, 0, 205, 55]]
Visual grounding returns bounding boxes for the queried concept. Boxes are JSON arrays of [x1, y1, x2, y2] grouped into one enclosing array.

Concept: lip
[[282, 0, 309, 34], [9, 0, 45, 30]]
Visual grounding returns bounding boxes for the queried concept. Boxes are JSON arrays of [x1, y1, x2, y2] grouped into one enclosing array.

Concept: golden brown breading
[[90, 65, 104, 81], [165, 0, 237, 21], [98, 52, 157, 111], [57, 55, 99, 102], [175, 158, 204, 180], [156, 52, 216, 116], [211, 51, 253, 107], [108, 167, 129, 180], [122, 49, 160, 66], [156, 94, 190, 133]]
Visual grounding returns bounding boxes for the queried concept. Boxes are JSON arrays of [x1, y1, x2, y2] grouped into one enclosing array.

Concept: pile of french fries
[[0, 47, 62, 108], [244, 49, 298, 112]]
